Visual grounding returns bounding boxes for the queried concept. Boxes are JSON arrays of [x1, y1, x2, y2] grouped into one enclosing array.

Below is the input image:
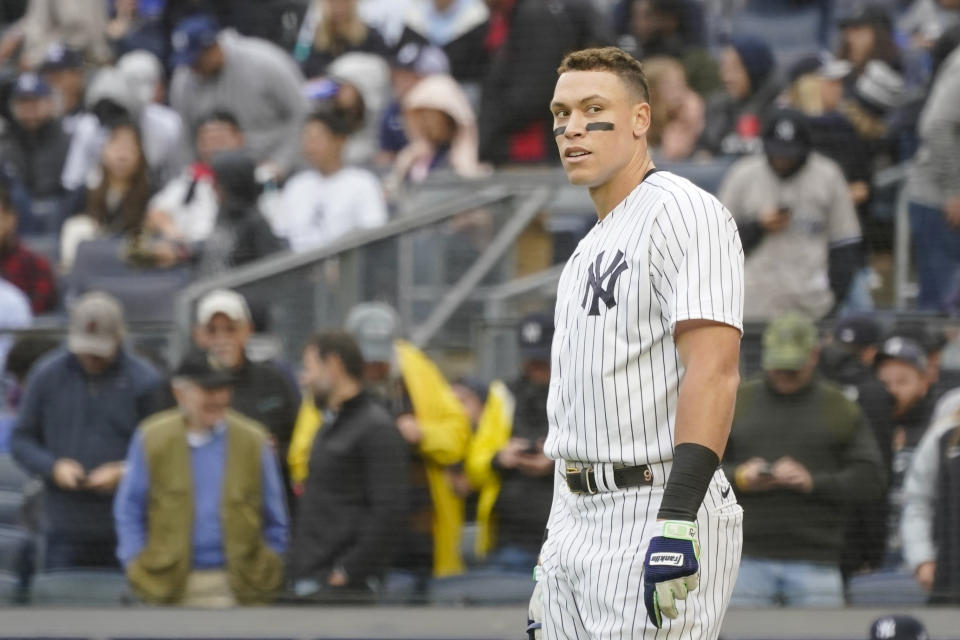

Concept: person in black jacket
[[0, 73, 71, 232], [395, 0, 490, 86], [699, 35, 780, 157], [191, 288, 300, 497], [479, 0, 609, 165], [845, 336, 938, 578], [10, 292, 163, 569], [289, 330, 408, 600], [195, 150, 285, 277], [483, 313, 554, 571]]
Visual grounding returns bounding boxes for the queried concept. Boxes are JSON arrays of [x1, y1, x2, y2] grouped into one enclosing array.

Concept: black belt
[[565, 463, 653, 495]]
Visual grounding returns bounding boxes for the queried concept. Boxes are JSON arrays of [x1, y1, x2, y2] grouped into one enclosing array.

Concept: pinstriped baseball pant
[[539, 468, 743, 639]]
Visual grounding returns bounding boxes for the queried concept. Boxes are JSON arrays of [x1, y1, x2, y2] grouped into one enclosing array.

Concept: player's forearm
[[659, 325, 741, 522]]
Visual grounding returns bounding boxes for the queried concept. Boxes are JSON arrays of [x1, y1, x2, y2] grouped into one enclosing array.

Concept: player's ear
[[633, 101, 651, 139]]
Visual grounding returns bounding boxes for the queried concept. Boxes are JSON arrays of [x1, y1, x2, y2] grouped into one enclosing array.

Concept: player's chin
[[561, 163, 598, 186]]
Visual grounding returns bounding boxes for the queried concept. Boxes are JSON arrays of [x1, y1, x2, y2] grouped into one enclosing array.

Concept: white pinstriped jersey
[[544, 170, 744, 467]]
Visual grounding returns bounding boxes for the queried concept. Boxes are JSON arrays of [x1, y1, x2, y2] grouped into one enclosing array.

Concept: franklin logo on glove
[[649, 552, 685, 566], [643, 521, 701, 628]]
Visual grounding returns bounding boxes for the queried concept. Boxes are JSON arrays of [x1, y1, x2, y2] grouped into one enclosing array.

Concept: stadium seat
[[30, 569, 130, 605], [68, 237, 191, 323], [0, 453, 27, 491], [657, 158, 737, 196], [0, 525, 33, 603], [19, 233, 59, 267], [729, 0, 828, 66], [80, 273, 188, 324], [428, 571, 535, 605], [846, 568, 928, 606], [0, 454, 28, 527]]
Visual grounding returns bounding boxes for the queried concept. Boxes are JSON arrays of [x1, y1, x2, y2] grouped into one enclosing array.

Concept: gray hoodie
[[907, 46, 960, 208], [170, 30, 309, 174]]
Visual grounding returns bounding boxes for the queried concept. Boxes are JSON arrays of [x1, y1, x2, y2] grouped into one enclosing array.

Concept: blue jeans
[[731, 556, 844, 607], [910, 201, 960, 311], [482, 546, 539, 574]]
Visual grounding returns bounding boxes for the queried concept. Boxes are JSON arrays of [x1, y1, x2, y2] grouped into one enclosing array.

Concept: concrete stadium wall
[[0, 606, 958, 640]]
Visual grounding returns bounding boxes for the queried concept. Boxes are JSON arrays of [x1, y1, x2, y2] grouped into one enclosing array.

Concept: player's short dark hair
[[311, 330, 365, 381], [557, 47, 650, 103]]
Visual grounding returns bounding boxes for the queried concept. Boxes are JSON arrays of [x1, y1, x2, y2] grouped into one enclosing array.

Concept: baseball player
[[531, 47, 745, 639]]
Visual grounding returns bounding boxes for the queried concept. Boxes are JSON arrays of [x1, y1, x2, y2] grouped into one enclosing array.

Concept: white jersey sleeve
[[649, 181, 745, 335]]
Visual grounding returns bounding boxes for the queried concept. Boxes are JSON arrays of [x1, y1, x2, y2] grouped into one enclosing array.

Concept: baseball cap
[[839, 4, 893, 32], [39, 43, 84, 72], [519, 313, 554, 362], [853, 60, 904, 116], [762, 109, 812, 159], [67, 291, 126, 358], [174, 351, 234, 389], [12, 73, 52, 100], [869, 615, 928, 640], [392, 42, 450, 76], [762, 312, 818, 371], [891, 321, 948, 354], [345, 302, 400, 364], [170, 14, 220, 68], [196, 289, 252, 326], [788, 52, 852, 83], [834, 314, 881, 348], [875, 336, 928, 373]]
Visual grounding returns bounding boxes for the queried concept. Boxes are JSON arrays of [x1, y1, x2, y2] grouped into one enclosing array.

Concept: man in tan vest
[[113, 352, 288, 606]]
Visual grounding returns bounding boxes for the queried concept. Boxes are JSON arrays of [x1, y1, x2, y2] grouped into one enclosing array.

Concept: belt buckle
[[567, 465, 597, 495]]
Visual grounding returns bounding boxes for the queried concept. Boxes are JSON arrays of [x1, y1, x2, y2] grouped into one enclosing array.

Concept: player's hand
[[643, 521, 700, 628], [914, 562, 936, 591], [771, 457, 813, 493], [52, 458, 86, 490], [527, 568, 543, 640]]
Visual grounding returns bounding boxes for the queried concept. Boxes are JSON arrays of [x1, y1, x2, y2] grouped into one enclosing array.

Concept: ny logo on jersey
[[581, 250, 629, 316]]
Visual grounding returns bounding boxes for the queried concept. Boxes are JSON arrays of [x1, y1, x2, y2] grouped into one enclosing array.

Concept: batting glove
[[642, 520, 700, 628], [526, 566, 543, 640]]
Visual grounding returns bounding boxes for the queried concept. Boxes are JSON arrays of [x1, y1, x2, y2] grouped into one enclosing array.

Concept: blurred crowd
[[0, 0, 955, 322], [0, 0, 958, 610]]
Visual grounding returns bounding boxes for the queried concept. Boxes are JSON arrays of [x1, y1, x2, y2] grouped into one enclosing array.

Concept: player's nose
[[563, 111, 587, 137]]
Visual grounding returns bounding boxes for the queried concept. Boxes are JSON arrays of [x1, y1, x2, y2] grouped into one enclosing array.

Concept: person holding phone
[[719, 108, 863, 321], [464, 313, 555, 573], [722, 313, 885, 607]]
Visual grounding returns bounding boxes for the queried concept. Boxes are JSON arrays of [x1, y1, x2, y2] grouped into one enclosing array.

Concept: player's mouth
[[564, 147, 592, 162]]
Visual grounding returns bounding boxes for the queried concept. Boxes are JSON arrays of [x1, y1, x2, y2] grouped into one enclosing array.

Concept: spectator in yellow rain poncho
[[287, 303, 471, 579]]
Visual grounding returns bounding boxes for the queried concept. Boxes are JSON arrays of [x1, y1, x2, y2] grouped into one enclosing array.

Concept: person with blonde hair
[[295, 0, 390, 77]]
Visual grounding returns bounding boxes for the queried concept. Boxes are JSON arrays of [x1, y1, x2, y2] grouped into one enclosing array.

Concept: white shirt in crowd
[[278, 167, 388, 253], [148, 171, 219, 244]]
